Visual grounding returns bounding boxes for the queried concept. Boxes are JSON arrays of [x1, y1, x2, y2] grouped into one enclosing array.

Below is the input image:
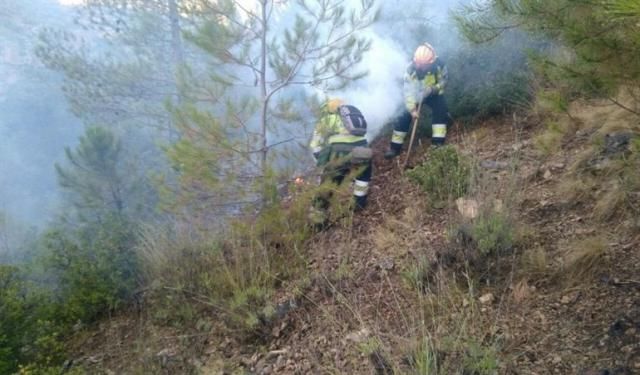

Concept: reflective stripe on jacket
[[403, 59, 449, 111], [309, 112, 366, 154]]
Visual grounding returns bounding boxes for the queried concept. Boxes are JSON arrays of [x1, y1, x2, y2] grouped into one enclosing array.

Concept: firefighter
[[309, 98, 372, 224], [385, 43, 449, 159]]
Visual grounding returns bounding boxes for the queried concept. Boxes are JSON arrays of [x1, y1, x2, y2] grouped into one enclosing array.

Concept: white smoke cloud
[[339, 33, 407, 139], [315, 0, 471, 140]]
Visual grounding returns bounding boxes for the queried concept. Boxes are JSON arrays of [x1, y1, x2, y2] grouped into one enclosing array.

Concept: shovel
[[402, 100, 423, 169]]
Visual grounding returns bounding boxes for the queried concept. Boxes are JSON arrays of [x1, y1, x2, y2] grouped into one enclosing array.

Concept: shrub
[[40, 217, 138, 324], [407, 146, 471, 208], [139, 189, 315, 337], [471, 212, 514, 256], [0, 265, 72, 374], [0, 265, 27, 374], [462, 341, 500, 375]]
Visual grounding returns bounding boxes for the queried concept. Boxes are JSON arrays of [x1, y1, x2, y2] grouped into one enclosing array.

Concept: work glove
[[411, 107, 419, 119], [422, 86, 433, 99]]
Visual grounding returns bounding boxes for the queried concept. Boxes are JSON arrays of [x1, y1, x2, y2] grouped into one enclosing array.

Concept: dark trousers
[[317, 140, 372, 209], [392, 94, 449, 149]]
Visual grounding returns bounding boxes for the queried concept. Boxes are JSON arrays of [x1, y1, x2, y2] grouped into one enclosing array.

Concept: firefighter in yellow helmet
[[309, 98, 373, 224], [385, 43, 450, 159]]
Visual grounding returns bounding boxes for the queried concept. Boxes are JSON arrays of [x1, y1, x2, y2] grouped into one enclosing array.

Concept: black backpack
[[338, 105, 367, 136]]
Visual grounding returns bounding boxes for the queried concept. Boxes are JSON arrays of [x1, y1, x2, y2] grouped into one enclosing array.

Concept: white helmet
[[413, 43, 437, 68]]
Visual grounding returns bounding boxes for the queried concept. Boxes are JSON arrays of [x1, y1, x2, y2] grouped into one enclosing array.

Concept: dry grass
[[400, 274, 502, 375], [372, 203, 429, 257], [593, 181, 626, 221], [520, 246, 549, 282], [136, 191, 316, 339], [510, 280, 534, 304], [556, 175, 594, 203], [533, 119, 574, 156], [560, 236, 608, 287]]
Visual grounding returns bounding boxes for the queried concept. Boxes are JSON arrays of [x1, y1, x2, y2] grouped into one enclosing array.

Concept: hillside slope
[[70, 102, 640, 374]]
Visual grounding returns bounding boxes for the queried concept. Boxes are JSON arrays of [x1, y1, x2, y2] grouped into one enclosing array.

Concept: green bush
[[0, 265, 27, 373], [463, 341, 499, 375], [0, 266, 70, 374], [41, 217, 138, 324], [141, 190, 315, 337], [407, 146, 471, 207], [471, 212, 514, 256]]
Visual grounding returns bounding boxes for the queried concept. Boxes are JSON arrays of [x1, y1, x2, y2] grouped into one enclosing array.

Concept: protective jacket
[[386, 58, 450, 156], [403, 58, 448, 111], [309, 107, 372, 216], [309, 111, 366, 157]]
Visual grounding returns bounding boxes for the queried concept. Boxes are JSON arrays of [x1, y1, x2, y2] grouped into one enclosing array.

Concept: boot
[[354, 195, 367, 211], [384, 143, 402, 159]]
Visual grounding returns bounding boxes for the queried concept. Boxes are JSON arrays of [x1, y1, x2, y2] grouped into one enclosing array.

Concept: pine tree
[[55, 126, 153, 225], [455, 0, 640, 113], [166, 0, 378, 218], [36, 0, 193, 133]]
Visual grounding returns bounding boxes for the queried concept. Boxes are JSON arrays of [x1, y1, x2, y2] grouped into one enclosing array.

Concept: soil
[[70, 111, 640, 374]]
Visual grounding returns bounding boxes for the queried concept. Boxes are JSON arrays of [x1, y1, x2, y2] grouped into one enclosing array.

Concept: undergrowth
[[139, 186, 317, 339], [407, 146, 471, 208]]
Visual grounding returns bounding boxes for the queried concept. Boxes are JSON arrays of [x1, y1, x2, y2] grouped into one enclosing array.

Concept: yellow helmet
[[413, 43, 436, 68], [326, 98, 344, 113]]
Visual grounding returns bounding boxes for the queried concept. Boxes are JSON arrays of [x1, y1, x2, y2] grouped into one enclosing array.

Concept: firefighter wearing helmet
[[308, 98, 373, 225], [385, 43, 450, 159]]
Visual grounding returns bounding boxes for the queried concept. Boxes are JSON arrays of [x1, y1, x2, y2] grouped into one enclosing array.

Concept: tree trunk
[[168, 0, 184, 139], [168, 0, 184, 71], [259, 0, 269, 203]]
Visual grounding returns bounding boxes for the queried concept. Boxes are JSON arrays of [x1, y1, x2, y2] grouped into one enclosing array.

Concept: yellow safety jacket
[[403, 58, 449, 111], [309, 112, 366, 155]]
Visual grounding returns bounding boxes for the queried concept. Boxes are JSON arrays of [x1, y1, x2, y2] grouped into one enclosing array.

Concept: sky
[[58, 0, 84, 5]]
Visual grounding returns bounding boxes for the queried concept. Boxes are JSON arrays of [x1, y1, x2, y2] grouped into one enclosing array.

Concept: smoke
[[339, 34, 407, 139], [0, 0, 84, 227], [322, 0, 471, 139]]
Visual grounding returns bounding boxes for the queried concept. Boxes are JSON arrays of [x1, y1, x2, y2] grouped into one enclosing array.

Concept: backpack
[[338, 105, 367, 136]]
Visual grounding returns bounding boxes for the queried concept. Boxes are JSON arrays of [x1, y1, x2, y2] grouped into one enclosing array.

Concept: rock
[[552, 355, 562, 364], [271, 321, 288, 338], [479, 293, 494, 304], [250, 353, 259, 365], [378, 257, 394, 271], [493, 199, 504, 213], [609, 320, 627, 337], [156, 348, 176, 359], [512, 140, 531, 151], [480, 160, 509, 170], [266, 349, 288, 360], [462, 298, 470, 307], [345, 327, 371, 344], [543, 169, 553, 180], [456, 198, 479, 219], [560, 295, 572, 304], [274, 299, 298, 320], [604, 132, 633, 155], [551, 162, 565, 170]]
